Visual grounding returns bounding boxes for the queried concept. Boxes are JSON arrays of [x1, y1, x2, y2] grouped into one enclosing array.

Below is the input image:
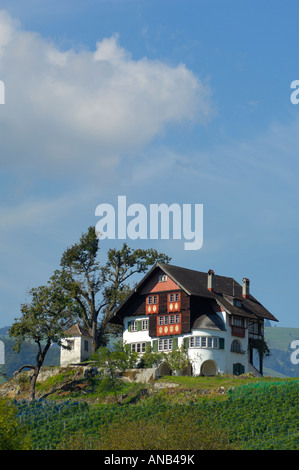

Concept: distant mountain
[[264, 327, 299, 378], [0, 334, 60, 381], [0, 326, 10, 336]]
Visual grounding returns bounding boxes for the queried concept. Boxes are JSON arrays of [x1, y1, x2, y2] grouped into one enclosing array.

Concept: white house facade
[[110, 263, 278, 377]]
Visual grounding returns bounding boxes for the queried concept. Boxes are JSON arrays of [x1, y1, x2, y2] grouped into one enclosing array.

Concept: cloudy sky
[[0, 0, 298, 328]]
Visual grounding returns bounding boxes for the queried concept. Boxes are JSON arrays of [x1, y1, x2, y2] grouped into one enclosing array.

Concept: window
[[147, 295, 158, 305], [131, 342, 147, 353], [129, 319, 149, 332], [146, 294, 159, 313], [158, 338, 173, 351], [159, 275, 167, 282], [168, 293, 180, 302], [231, 340, 245, 354], [157, 314, 180, 326], [248, 321, 263, 336], [188, 336, 220, 349], [84, 340, 89, 352], [233, 316, 245, 327], [167, 292, 181, 312], [67, 339, 74, 350]]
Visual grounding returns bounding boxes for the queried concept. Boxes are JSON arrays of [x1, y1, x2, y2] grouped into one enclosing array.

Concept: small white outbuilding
[[60, 323, 93, 366]]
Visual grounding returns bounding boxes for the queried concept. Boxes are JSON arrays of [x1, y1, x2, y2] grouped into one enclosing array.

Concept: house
[[60, 323, 93, 366], [109, 263, 278, 377]]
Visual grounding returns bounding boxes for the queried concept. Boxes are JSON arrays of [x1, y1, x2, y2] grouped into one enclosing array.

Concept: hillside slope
[[264, 327, 299, 377]]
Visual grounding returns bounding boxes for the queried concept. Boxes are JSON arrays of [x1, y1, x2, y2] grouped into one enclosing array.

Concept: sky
[[0, 0, 298, 329]]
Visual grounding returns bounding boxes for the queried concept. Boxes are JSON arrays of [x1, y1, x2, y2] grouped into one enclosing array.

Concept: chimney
[[242, 278, 250, 298], [207, 269, 214, 291]]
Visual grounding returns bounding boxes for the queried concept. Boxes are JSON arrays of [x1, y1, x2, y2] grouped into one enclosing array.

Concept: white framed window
[[131, 342, 147, 353], [158, 314, 180, 326], [131, 321, 138, 332], [142, 319, 149, 330], [233, 316, 246, 327], [189, 336, 219, 349], [147, 295, 158, 305], [159, 275, 167, 282], [169, 292, 180, 302], [158, 338, 173, 351]]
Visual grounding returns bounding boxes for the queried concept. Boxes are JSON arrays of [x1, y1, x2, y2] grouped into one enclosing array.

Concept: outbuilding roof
[[63, 323, 92, 338]]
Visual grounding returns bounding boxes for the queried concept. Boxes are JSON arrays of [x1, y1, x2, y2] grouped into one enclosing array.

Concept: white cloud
[[0, 11, 214, 176]]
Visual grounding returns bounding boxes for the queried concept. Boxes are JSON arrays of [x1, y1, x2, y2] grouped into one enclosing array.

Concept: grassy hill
[[1, 371, 298, 450]]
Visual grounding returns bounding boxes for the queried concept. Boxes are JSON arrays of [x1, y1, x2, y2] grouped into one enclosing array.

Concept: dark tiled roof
[[158, 263, 278, 322], [111, 263, 278, 323]]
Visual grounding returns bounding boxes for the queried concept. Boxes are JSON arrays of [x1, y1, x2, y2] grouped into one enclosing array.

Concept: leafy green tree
[[9, 279, 76, 400], [138, 344, 165, 369], [0, 398, 31, 449], [58, 226, 171, 351], [93, 341, 139, 404], [164, 343, 190, 375]]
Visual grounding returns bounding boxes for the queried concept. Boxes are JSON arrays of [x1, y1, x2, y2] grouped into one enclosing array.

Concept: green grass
[[13, 378, 299, 450]]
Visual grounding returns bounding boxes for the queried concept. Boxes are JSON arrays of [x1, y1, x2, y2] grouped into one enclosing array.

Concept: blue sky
[[0, 0, 298, 328]]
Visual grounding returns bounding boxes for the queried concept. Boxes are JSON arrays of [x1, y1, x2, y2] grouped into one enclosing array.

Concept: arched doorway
[[158, 362, 172, 376], [200, 360, 217, 376]]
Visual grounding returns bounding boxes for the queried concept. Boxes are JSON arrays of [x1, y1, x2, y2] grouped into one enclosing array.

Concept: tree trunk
[[28, 340, 51, 400], [29, 366, 40, 401]]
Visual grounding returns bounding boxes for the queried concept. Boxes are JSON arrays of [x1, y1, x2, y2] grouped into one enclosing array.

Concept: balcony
[[231, 325, 245, 338]]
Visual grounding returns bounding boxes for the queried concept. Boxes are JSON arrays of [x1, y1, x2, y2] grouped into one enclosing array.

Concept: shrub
[[0, 399, 31, 450]]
